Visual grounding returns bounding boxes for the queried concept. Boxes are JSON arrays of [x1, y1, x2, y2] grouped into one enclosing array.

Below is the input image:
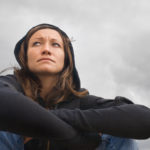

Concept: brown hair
[[14, 24, 88, 108]]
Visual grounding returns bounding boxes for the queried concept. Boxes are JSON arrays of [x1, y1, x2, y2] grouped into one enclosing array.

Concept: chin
[[33, 69, 61, 76]]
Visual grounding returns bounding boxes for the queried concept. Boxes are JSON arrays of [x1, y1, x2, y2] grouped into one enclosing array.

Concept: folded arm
[[0, 79, 100, 149], [52, 104, 150, 139], [0, 84, 77, 141]]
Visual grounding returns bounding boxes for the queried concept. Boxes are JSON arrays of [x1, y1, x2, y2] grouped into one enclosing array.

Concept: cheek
[[27, 50, 36, 69], [59, 53, 65, 67]]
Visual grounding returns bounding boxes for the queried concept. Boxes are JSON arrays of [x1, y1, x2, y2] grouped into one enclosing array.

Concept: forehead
[[29, 28, 63, 42]]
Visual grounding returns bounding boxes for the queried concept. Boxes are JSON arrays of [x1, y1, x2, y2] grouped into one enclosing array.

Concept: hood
[[14, 24, 81, 90]]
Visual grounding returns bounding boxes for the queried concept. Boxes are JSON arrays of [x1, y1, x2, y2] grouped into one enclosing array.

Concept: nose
[[41, 43, 51, 55]]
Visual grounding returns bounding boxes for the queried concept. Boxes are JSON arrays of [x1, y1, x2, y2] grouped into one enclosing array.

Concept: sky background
[[0, 0, 150, 149]]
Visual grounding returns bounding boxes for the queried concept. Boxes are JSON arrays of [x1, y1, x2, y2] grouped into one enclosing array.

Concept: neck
[[38, 74, 58, 98]]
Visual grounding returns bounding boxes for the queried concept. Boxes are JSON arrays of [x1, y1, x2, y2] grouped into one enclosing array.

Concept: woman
[[0, 24, 100, 150], [0, 23, 149, 149]]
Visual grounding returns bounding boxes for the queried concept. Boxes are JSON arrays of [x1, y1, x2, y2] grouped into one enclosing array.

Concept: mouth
[[37, 58, 55, 63]]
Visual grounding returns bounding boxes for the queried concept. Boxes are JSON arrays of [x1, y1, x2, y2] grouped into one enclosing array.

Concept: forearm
[[0, 83, 101, 150], [0, 88, 77, 141], [52, 104, 150, 139]]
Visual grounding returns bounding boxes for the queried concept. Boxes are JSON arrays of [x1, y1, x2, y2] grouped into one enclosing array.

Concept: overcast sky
[[0, 0, 150, 149]]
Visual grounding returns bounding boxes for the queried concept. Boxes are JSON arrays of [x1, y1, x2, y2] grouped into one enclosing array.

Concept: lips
[[37, 58, 55, 63]]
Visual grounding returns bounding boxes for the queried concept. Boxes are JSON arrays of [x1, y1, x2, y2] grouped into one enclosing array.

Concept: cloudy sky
[[1, 0, 150, 149]]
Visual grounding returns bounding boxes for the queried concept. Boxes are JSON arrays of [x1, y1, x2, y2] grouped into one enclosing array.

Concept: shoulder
[[0, 74, 23, 92], [0, 74, 16, 83]]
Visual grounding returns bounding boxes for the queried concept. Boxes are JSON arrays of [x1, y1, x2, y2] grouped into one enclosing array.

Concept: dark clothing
[[0, 74, 150, 150], [53, 101, 150, 139], [0, 74, 100, 150], [0, 75, 77, 141]]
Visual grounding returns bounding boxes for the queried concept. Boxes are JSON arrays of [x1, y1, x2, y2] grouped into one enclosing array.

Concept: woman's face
[[27, 29, 65, 76]]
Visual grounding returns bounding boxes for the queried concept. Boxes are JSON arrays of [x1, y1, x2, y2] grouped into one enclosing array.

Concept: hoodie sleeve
[[0, 76, 101, 150], [0, 78, 77, 141], [79, 95, 133, 110], [52, 103, 150, 139]]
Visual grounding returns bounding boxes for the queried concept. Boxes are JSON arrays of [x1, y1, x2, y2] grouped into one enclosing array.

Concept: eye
[[32, 41, 41, 46], [52, 43, 61, 47]]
